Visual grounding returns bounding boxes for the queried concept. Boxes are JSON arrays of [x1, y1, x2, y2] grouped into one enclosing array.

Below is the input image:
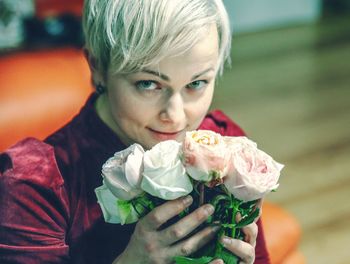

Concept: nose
[[159, 92, 186, 124]]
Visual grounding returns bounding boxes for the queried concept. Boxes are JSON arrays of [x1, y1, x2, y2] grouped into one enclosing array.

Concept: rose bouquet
[[95, 130, 283, 263]]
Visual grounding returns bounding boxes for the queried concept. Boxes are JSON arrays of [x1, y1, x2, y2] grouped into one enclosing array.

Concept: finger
[[241, 222, 258, 247], [220, 236, 255, 264], [254, 199, 263, 221], [141, 195, 193, 230], [160, 204, 215, 245], [209, 259, 224, 264], [235, 212, 242, 222], [168, 225, 220, 258], [255, 199, 263, 209]]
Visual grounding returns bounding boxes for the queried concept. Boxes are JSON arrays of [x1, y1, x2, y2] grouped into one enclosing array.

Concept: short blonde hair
[[83, 0, 231, 75]]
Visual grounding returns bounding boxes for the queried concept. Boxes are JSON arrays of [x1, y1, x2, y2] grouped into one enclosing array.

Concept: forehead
[[186, 25, 218, 54]]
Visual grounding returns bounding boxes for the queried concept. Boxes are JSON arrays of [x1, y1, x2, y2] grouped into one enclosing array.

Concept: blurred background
[[1, 0, 350, 263], [216, 1, 350, 264]]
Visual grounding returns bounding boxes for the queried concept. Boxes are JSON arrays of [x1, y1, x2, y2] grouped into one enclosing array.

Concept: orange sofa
[[0, 48, 304, 264]]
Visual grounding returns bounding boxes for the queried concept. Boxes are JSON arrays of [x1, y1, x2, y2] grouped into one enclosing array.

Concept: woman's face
[[96, 25, 219, 150]]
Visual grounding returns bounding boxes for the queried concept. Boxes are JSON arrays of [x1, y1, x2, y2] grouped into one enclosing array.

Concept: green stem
[[231, 196, 238, 238]]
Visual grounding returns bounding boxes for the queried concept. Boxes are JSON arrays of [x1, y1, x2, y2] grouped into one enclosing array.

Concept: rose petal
[[102, 144, 144, 200], [224, 137, 283, 201], [142, 163, 193, 200], [183, 130, 230, 183], [124, 144, 144, 187], [142, 141, 193, 200], [95, 184, 121, 224]]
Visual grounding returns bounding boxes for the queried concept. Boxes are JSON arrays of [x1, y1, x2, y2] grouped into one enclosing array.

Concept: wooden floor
[[211, 15, 350, 264]]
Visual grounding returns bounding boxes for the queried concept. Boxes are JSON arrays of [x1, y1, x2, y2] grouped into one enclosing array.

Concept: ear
[[83, 47, 106, 87]]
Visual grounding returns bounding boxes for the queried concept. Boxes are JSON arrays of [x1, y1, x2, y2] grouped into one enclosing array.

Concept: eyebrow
[[141, 68, 215, 82]]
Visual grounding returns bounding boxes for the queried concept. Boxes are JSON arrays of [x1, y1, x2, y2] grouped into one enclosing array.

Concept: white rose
[[95, 184, 139, 224], [102, 144, 145, 201], [224, 136, 284, 201], [141, 140, 193, 200]]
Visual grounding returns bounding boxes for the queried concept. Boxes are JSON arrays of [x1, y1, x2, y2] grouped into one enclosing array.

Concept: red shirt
[[0, 94, 270, 263]]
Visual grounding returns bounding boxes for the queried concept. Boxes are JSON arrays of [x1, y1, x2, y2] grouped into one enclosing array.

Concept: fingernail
[[221, 236, 231, 246], [211, 259, 224, 264], [204, 204, 214, 215], [182, 195, 193, 206], [235, 212, 242, 221], [211, 225, 221, 233]]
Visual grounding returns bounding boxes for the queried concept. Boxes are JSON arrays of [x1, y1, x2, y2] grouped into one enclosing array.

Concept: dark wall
[[323, 0, 350, 16]]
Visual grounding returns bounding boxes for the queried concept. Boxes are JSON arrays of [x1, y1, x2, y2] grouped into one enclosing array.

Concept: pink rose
[[183, 130, 231, 184], [224, 137, 284, 201], [102, 144, 145, 200]]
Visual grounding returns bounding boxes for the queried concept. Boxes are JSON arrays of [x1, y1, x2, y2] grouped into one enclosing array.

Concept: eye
[[135, 80, 160, 91], [186, 80, 208, 91]]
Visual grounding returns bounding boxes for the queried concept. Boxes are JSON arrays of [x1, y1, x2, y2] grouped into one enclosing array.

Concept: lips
[[148, 127, 184, 141]]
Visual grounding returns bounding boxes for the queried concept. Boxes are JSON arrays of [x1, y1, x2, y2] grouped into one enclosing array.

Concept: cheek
[[109, 89, 128, 117], [108, 88, 155, 127], [187, 86, 214, 124]]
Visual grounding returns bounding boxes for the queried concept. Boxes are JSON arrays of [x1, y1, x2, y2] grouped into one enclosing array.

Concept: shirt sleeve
[[0, 138, 70, 264], [200, 110, 271, 263]]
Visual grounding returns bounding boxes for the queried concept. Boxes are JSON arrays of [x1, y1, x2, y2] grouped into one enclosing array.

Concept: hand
[[214, 200, 263, 264], [114, 195, 219, 264], [219, 221, 258, 264], [207, 220, 258, 264]]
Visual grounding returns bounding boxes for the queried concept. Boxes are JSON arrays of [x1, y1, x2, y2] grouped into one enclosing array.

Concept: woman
[[0, 0, 270, 263]]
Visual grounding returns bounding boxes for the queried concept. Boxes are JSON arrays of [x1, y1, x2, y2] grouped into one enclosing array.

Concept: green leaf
[[209, 170, 221, 180], [210, 195, 231, 208], [235, 208, 260, 228], [130, 193, 158, 218], [116, 200, 132, 224], [221, 223, 237, 229], [174, 256, 213, 264], [136, 194, 156, 210], [219, 249, 239, 264], [132, 201, 147, 217]]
